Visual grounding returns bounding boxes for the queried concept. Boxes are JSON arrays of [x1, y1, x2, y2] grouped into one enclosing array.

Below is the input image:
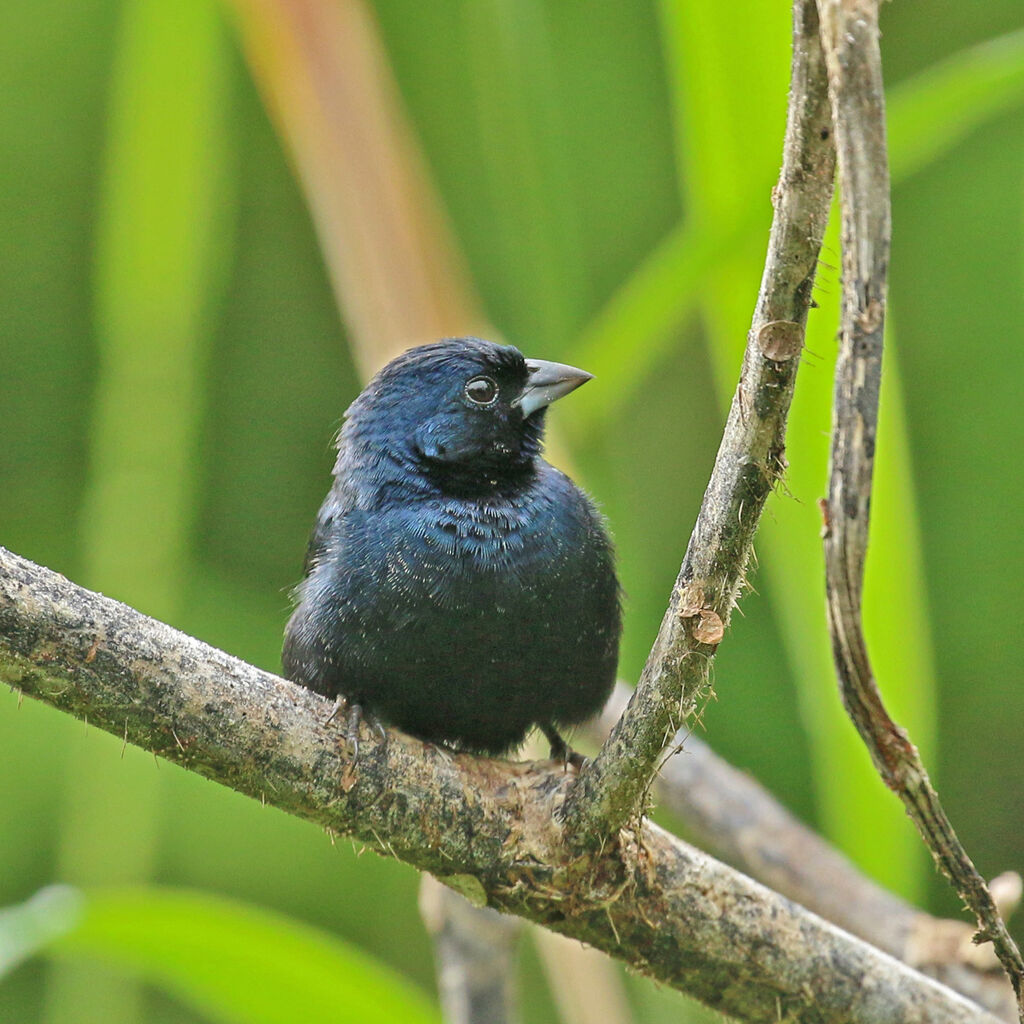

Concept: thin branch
[[815, 0, 1024, 1018], [563, 0, 837, 842], [0, 546, 999, 1024], [419, 877, 522, 1024], [595, 685, 1019, 1022], [531, 929, 634, 1024]]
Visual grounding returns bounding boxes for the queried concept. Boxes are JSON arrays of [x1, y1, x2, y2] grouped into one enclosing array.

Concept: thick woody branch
[[816, 0, 1024, 1018], [596, 686, 1019, 1021], [0, 546, 1001, 1024], [563, 0, 837, 841]]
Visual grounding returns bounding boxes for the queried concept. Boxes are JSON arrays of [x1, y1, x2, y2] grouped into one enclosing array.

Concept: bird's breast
[[405, 498, 551, 574], [307, 466, 607, 637]]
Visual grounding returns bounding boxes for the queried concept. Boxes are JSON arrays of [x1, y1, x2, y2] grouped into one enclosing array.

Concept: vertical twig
[[420, 877, 522, 1024], [563, 0, 836, 842], [817, 1, 1024, 1018], [532, 929, 635, 1024]]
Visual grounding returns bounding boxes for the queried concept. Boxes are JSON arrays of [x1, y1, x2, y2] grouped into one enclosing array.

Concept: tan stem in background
[[225, 0, 485, 373], [420, 877, 523, 1024]]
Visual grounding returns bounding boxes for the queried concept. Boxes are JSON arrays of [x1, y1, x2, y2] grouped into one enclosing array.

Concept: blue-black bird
[[282, 337, 620, 758]]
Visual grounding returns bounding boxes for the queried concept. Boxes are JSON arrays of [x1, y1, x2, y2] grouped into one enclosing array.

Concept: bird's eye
[[464, 376, 499, 406]]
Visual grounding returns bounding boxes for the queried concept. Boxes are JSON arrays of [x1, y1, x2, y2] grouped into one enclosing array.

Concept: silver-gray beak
[[515, 358, 594, 418]]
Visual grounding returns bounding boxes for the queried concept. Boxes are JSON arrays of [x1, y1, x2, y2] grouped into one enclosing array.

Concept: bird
[[282, 336, 621, 760]]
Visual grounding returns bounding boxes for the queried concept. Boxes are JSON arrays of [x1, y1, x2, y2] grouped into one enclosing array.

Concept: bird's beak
[[515, 358, 594, 418]]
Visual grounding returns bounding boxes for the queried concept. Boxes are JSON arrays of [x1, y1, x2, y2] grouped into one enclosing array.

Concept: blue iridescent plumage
[[283, 337, 620, 756]]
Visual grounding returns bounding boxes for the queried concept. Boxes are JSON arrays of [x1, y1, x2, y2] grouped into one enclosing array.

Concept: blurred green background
[[2, 0, 1022, 1021]]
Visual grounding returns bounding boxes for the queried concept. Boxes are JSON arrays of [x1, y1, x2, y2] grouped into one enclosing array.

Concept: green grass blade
[[2, 887, 439, 1024], [567, 221, 745, 434], [0, 888, 84, 980], [573, 28, 1024, 435], [458, 0, 588, 348], [889, 28, 1024, 182], [656, 0, 788, 226], [79, 0, 232, 616], [51, 3, 234, 1021]]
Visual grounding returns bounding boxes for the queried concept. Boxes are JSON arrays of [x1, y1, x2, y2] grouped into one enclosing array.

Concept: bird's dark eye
[[464, 376, 499, 406]]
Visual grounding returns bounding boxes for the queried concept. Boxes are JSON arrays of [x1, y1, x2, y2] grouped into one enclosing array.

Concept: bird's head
[[339, 337, 592, 495]]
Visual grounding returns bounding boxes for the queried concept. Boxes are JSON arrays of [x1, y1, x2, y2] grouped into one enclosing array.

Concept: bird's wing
[[301, 495, 340, 576]]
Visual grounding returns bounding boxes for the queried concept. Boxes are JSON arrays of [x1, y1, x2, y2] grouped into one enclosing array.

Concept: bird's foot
[[324, 699, 386, 764], [540, 724, 588, 771]]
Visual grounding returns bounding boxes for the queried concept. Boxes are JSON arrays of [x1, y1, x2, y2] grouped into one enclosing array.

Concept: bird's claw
[[564, 749, 589, 771], [345, 703, 363, 763], [349, 705, 388, 756], [323, 699, 387, 765], [325, 695, 345, 726], [540, 724, 588, 772]]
